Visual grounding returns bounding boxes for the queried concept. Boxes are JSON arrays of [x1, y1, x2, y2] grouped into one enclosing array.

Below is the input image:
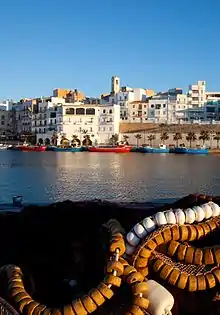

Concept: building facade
[[35, 101, 120, 145], [187, 80, 206, 108]]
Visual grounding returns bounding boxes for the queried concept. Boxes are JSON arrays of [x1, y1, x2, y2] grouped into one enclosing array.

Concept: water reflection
[[0, 151, 219, 204]]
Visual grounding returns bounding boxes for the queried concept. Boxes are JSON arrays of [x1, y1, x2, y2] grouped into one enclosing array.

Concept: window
[[66, 108, 75, 115], [144, 105, 146, 108], [155, 104, 161, 109], [86, 108, 95, 115], [133, 105, 135, 108], [109, 127, 112, 131], [163, 111, 166, 115], [1, 121, 4, 125], [103, 109, 106, 114], [39, 128, 41, 133], [103, 127, 105, 131], [90, 127, 92, 132], [76, 108, 85, 115], [163, 104, 166, 108], [124, 95, 127, 101], [50, 112, 56, 118], [40, 121, 42, 126], [109, 118, 113, 122], [151, 104, 154, 108], [109, 109, 112, 114], [144, 112, 146, 115], [133, 112, 135, 115], [1, 115, 5, 120], [44, 120, 47, 125]]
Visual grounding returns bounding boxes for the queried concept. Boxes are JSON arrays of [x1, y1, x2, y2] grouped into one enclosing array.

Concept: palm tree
[[147, 134, 155, 147], [122, 135, 129, 144], [214, 132, 220, 149], [60, 133, 69, 147], [109, 134, 119, 145], [173, 132, 182, 147], [199, 130, 210, 146], [82, 135, 92, 146], [160, 132, 169, 144], [186, 132, 197, 148], [44, 138, 50, 146], [51, 132, 58, 146], [135, 134, 142, 147], [71, 134, 81, 147]]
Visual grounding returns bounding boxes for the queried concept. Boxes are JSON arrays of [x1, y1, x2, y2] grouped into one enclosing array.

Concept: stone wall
[[119, 122, 220, 133], [121, 131, 219, 148], [120, 123, 220, 147]]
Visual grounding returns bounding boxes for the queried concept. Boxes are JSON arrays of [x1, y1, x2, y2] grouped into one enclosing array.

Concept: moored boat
[[46, 146, 84, 152], [88, 145, 131, 153], [0, 144, 9, 150], [139, 144, 169, 153], [174, 147, 208, 154], [11, 145, 47, 152]]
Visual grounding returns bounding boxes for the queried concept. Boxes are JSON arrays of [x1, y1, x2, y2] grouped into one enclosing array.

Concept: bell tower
[[111, 76, 120, 94]]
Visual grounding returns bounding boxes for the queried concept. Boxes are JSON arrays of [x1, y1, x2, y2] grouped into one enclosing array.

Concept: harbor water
[[0, 151, 219, 204]]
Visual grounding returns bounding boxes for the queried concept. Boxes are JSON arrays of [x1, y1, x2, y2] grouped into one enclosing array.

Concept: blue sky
[[0, 0, 220, 100]]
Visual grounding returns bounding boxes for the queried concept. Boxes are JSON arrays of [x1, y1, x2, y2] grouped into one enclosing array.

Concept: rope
[[2, 199, 220, 315]]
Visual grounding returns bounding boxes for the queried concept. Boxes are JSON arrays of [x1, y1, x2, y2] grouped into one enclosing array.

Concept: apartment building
[[128, 101, 148, 122], [35, 101, 120, 145], [187, 81, 206, 108]]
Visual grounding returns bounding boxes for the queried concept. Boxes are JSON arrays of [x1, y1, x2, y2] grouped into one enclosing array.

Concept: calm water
[[0, 151, 219, 204]]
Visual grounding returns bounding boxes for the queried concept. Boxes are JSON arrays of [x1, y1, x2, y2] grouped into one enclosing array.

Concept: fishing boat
[[88, 145, 131, 153], [174, 147, 208, 154], [12, 145, 47, 152], [139, 144, 169, 153], [0, 144, 9, 150], [46, 146, 84, 152]]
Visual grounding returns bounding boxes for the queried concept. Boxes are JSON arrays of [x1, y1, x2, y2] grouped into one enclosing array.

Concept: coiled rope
[[2, 199, 220, 315]]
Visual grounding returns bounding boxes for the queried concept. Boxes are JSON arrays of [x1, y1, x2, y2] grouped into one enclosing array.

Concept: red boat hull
[[88, 146, 130, 153], [17, 146, 46, 152]]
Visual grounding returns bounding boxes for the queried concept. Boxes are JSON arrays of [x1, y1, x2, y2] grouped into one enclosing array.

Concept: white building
[[148, 95, 169, 123], [0, 100, 14, 111], [31, 97, 65, 136], [128, 101, 149, 122], [187, 80, 206, 108], [35, 101, 120, 145], [147, 91, 189, 124]]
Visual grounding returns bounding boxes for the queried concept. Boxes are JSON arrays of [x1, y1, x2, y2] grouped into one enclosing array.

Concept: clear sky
[[0, 0, 220, 100]]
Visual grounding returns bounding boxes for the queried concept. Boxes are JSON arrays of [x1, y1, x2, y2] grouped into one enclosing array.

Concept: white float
[[193, 206, 205, 222], [142, 217, 156, 233], [126, 231, 140, 247], [200, 203, 212, 219], [154, 212, 167, 226], [134, 223, 148, 238], [174, 209, 185, 225], [184, 208, 196, 224], [165, 210, 176, 224], [144, 280, 174, 315], [209, 201, 220, 217]]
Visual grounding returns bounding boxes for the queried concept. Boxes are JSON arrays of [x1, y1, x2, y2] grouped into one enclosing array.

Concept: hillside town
[[0, 77, 220, 146]]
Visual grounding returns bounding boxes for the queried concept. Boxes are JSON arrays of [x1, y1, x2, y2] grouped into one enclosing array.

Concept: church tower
[[111, 76, 120, 94]]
